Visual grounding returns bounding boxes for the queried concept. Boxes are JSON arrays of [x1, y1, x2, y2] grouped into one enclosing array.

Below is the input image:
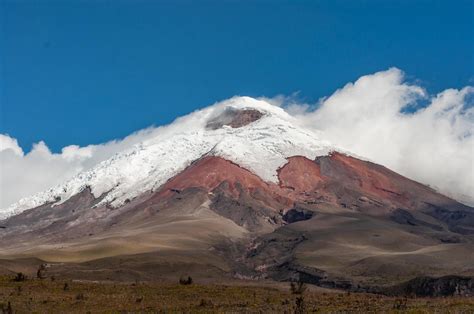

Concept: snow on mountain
[[0, 97, 336, 220]]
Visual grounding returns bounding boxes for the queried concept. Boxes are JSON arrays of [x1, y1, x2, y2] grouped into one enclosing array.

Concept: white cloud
[[1, 68, 473, 209], [0, 126, 167, 209], [286, 68, 474, 205], [0, 134, 24, 156]]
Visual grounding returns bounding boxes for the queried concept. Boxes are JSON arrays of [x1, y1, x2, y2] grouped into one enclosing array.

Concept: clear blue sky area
[[1, 0, 473, 152]]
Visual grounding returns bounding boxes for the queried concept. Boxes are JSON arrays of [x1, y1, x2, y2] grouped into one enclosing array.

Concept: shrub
[[294, 296, 306, 314], [179, 276, 193, 285], [290, 281, 307, 295], [199, 299, 213, 307], [13, 273, 26, 282]]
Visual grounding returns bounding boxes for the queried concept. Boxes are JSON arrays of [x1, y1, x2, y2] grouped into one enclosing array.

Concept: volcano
[[1, 97, 473, 295]]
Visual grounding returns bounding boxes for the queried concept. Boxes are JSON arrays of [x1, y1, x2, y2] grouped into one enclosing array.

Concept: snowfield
[[1, 97, 337, 220]]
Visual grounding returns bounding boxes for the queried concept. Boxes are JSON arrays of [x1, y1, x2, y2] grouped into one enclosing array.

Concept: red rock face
[[323, 152, 445, 208], [159, 155, 326, 201], [328, 153, 407, 203], [152, 151, 458, 220], [155, 156, 289, 202], [278, 156, 323, 193]]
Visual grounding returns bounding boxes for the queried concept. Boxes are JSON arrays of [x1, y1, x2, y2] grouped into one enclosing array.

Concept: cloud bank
[[267, 68, 474, 205], [1, 68, 473, 209], [0, 127, 167, 209]]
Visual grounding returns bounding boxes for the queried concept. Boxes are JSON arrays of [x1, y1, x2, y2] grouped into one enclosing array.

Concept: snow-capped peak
[[1, 97, 336, 219]]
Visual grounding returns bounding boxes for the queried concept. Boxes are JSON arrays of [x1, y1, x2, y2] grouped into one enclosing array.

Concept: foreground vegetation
[[0, 275, 473, 313]]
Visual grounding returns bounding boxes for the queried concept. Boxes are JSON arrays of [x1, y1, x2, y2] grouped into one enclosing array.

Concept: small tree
[[37, 264, 47, 279], [290, 280, 307, 314]]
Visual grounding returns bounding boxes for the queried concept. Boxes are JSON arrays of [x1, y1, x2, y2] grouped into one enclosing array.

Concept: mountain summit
[[1, 97, 473, 295], [2, 97, 336, 219]]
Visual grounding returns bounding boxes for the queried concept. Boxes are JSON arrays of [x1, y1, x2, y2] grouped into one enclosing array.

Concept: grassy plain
[[0, 275, 473, 313]]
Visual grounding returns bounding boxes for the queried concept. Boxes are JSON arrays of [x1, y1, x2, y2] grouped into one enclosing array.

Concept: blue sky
[[1, 0, 473, 153]]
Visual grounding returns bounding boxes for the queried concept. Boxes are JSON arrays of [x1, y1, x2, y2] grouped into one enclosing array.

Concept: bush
[[294, 296, 306, 314], [198, 298, 214, 307], [290, 281, 307, 295], [179, 276, 193, 285], [13, 272, 26, 282]]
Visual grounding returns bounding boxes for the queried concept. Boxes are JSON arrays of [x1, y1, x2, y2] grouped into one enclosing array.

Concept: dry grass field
[[0, 275, 473, 313]]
